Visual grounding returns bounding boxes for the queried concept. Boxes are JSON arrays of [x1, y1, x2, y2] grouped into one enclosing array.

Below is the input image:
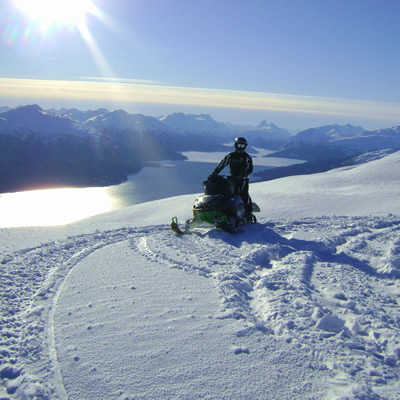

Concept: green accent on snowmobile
[[193, 210, 236, 232], [194, 210, 230, 225]]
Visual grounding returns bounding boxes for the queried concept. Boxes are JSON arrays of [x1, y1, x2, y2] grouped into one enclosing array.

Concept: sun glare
[[0, 187, 115, 228], [10, 0, 113, 77], [13, 0, 96, 31]]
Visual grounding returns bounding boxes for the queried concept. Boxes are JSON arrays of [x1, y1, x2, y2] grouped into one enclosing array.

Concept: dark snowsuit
[[211, 150, 253, 215]]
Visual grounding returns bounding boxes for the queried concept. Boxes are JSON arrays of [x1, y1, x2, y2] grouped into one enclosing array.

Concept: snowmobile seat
[[203, 175, 235, 195]]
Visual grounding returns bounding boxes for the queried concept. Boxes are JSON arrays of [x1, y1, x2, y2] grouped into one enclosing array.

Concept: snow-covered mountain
[[0, 106, 184, 193], [290, 124, 400, 154], [160, 112, 236, 135], [159, 113, 293, 151], [339, 125, 400, 153], [83, 109, 186, 166], [291, 124, 365, 145], [240, 120, 292, 150], [269, 124, 400, 162], [0, 104, 94, 137], [50, 107, 109, 123], [0, 105, 130, 192], [159, 112, 292, 143], [2, 150, 400, 399], [86, 109, 175, 135]]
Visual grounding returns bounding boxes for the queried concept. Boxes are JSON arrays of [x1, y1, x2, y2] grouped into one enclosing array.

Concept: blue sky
[[1, 0, 399, 130]]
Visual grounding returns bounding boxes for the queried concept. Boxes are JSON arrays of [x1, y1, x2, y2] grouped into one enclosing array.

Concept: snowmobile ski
[[252, 202, 260, 213], [171, 217, 191, 235]]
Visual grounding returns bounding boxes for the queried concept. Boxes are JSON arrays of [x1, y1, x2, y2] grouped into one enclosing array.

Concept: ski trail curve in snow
[[0, 227, 148, 398], [53, 234, 326, 399]]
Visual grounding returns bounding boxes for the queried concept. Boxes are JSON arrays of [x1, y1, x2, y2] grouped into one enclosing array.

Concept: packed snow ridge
[[2, 151, 400, 399]]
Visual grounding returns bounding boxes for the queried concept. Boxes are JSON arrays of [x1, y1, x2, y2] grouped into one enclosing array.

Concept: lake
[[0, 150, 304, 228]]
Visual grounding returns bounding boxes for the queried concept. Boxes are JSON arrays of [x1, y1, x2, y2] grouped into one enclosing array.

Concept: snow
[[2, 152, 400, 399]]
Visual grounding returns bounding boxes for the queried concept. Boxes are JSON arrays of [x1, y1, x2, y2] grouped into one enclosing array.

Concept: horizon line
[[0, 77, 399, 124]]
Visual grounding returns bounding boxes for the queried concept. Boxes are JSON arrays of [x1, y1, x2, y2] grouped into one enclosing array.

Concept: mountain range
[[1, 104, 399, 192], [256, 123, 400, 181], [0, 105, 182, 192]]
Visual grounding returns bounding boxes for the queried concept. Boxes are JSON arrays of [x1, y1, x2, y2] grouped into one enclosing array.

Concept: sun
[[13, 0, 96, 31]]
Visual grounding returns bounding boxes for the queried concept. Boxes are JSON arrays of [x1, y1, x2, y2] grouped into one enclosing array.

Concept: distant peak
[[163, 112, 214, 120], [257, 120, 278, 130], [18, 104, 43, 112], [111, 109, 129, 116]]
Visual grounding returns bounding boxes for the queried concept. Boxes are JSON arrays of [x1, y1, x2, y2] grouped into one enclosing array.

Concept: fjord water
[[0, 160, 207, 228]]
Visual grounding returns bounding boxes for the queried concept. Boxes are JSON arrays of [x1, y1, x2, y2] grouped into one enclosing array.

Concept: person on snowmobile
[[208, 137, 253, 216]]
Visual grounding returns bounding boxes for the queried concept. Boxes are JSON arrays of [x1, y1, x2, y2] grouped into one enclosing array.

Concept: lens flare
[[5, 0, 117, 85], [13, 0, 96, 31]]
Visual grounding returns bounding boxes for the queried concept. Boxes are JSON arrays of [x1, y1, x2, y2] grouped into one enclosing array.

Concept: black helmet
[[234, 137, 248, 152]]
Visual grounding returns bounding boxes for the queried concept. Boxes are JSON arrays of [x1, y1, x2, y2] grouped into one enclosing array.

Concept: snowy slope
[[2, 152, 400, 399], [252, 149, 400, 218]]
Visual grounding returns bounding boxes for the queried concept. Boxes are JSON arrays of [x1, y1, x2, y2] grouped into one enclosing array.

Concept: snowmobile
[[171, 175, 260, 234]]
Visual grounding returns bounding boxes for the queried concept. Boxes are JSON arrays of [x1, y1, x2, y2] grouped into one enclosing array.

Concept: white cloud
[[80, 77, 165, 85]]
